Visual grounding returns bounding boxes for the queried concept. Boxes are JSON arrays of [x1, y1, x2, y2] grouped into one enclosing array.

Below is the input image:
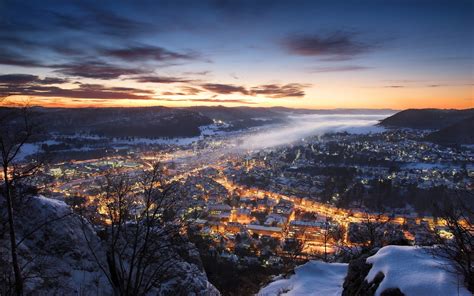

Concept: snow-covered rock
[[0, 195, 220, 295], [260, 245, 471, 296], [365, 245, 471, 296], [0, 195, 110, 295], [258, 261, 348, 296]]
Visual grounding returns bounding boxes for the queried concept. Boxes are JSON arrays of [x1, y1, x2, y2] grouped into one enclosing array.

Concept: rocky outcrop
[[342, 251, 405, 296], [0, 195, 110, 295], [0, 195, 220, 295]]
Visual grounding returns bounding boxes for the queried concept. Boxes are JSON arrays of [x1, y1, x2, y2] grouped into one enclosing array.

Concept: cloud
[[0, 74, 69, 85], [0, 74, 40, 84], [282, 31, 374, 60], [0, 78, 153, 100], [201, 82, 310, 98], [129, 75, 193, 84], [159, 97, 256, 104], [249, 83, 309, 98], [102, 45, 197, 62], [163, 86, 203, 96], [161, 91, 185, 96], [0, 50, 45, 67], [39, 77, 70, 84], [180, 86, 203, 95], [201, 83, 249, 95], [384, 85, 405, 88], [53, 61, 147, 79], [310, 65, 371, 73]]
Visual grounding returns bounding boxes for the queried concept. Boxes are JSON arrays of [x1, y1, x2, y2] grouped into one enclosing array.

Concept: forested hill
[[379, 108, 474, 130], [425, 115, 474, 144]]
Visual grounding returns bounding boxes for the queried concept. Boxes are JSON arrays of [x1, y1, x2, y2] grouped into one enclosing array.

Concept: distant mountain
[[0, 105, 398, 139], [425, 115, 474, 144], [185, 106, 283, 121], [1, 106, 213, 138], [379, 108, 474, 130], [187, 106, 396, 121]]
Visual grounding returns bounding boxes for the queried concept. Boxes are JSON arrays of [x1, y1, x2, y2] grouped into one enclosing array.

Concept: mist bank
[[235, 113, 394, 151]]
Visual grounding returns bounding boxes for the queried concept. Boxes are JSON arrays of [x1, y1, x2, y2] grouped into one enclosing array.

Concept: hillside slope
[[379, 109, 474, 130], [425, 116, 474, 144]]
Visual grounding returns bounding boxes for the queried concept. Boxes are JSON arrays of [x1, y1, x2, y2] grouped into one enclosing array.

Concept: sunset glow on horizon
[[0, 0, 472, 110]]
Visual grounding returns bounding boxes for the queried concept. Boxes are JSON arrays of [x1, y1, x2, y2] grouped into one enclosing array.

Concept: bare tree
[[431, 197, 473, 292], [320, 217, 344, 262], [282, 233, 305, 267], [81, 163, 194, 296], [0, 105, 40, 296], [336, 212, 392, 261], [0, 103, 61, 295]]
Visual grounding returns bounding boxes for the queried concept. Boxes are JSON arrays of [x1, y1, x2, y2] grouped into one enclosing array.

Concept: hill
[[425, 115, 474, 144], [379, 108, 474, 130], [1, 106, 396, 139]]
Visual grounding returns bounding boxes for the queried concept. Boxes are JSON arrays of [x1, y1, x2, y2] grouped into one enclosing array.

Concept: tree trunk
[[3, 165, 23, 296]]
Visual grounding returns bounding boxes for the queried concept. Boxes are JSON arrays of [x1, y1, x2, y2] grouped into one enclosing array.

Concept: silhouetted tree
[[81, 163, 194, 296], [431, 197, 473, 292], [0, 105, 43, 296]]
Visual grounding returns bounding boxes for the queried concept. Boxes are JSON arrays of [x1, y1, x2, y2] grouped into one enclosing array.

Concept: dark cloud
[[282, 31, 374, 60], [0, 74, 40, 84], [103, 45, 197, 62], [0, 74, 152, 100], [0, 82, 153, 100], [0, 50, 45, 67], [201, 82, 309, 98], [384, 85, 405, 88], [39, 77, 70, 84], [130, 75, 193, 84], [0, 74, 68, 85], [162, 86, 203, 96], [53, 61, 147, 79], [201, 83, 249, 95], [180, 86, 203, 95], [249, 83, 309, 98], [161, 91, 186, 96], [310, 65, 371, 73], [159, 97, 256, 104]]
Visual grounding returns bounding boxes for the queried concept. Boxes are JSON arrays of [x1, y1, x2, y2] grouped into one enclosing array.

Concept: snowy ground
[[366, 245, 471, 296], [258, 261, 348, 296], [259, 245, 471, 296]]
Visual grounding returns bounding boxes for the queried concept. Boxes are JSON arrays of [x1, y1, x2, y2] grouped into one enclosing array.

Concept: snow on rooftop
[[366, 245, 471, 296], [258, 261, 348, 296]]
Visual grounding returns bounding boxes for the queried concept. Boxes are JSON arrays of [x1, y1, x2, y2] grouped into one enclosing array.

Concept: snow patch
[[258, 261, 348, 296], [366, 245, 471, 296]]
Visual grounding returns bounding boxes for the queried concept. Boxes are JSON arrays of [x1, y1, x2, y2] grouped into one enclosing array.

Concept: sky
[[0, 0, 472, 109]]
